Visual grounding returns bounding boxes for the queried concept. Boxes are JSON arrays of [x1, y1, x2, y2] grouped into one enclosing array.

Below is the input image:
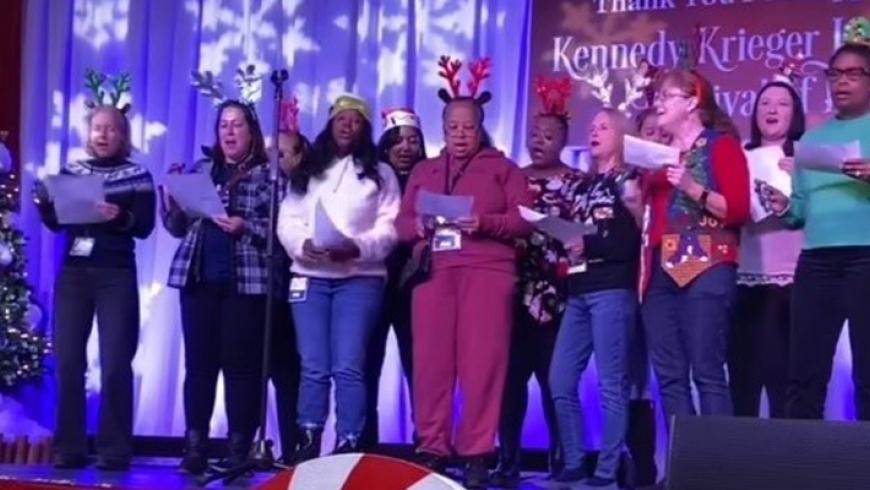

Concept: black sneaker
[[584, 476, 618, 488], [489, 461, 521, 488], [293, 427, 323, 463], [53, 453, 89, 469], [95, 456, 130, 471], [554, 465, 588, 483], [414, 451, 447, 474], [333, 437, 360, 454], [464, 456, 489, 489]]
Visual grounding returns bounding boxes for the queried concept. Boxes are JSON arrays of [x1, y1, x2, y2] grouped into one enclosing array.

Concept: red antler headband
[[534, 76, 573, 118], [437, 55, 493, 105]]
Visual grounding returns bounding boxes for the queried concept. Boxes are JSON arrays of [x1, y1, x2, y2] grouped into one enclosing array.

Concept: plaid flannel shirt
[[164, 157, 287, 295]]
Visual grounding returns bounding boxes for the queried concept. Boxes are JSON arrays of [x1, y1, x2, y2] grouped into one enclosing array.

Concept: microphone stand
[[200, 68, 290, 486]]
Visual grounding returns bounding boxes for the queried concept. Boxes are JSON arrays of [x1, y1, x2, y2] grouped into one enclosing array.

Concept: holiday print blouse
[[516, 169, 585, 327]]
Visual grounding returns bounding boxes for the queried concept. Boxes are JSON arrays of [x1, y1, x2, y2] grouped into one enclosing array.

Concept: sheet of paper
[[746, 146, 792, 222], [416, 190, 474, 221], [518, 205, 597, 245], [43, 174, 107, 224], [313, 200, 353, 249], [795, 140, 861, 173], [623, 135, 679, 171], [164, 173, 227, 219]]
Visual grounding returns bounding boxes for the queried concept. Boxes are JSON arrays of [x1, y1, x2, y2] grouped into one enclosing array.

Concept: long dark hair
[[289, 116, 380, 194], [376, 126, 428, 165], [745, 81, 806, 157], [209, 100, 268, 165]]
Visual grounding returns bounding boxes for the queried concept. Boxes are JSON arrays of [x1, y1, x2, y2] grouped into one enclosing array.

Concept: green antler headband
[[84, 69, 132, 114], [844, 17, 870, 48]]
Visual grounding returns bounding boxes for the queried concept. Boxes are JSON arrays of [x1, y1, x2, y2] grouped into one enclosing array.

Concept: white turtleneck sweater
[[277, 155, 400, 279]]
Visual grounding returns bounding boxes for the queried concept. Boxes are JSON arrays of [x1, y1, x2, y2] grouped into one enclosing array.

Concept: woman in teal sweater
[[766, 18, 870, 420]]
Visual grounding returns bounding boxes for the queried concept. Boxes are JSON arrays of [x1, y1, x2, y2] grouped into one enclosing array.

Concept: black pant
[[499, 309, 559, 461], [180, 284, 266, 437], [53, 266, 139, 460], [271, 301, 300, 456], [362, 279, 413, 447], [728, 284, 791, 417], [787, 247, 870, 420]]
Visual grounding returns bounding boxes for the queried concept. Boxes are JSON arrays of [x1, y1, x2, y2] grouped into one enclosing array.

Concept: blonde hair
[[85, 106, 132, 158], [592, 108, 636, 169]]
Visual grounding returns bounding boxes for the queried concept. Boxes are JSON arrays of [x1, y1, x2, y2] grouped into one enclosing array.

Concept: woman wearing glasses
[[763, 18, 870, 420], [640, 68, 750, 421]]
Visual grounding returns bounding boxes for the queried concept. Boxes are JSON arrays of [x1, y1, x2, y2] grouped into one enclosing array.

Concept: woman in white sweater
[[277, 94, 400, 460]]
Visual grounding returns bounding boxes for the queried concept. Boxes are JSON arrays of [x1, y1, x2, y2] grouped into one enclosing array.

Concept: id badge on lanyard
[[70, 236, 96, 257], [431, 156, 472, 253], [289, 277, 309, 303]]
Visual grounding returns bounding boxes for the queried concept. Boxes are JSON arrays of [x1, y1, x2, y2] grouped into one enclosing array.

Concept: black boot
[[293, 427, 323, 463], [215, 432, 252, 469], [464, 456, 490, 489], [490, 444, 520, 488], [178, 429, 209, 474], [627, 399, 658, 486]]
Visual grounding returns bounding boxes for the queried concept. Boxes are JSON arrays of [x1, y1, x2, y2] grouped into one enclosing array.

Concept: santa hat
[[381, 108, 421, 133]]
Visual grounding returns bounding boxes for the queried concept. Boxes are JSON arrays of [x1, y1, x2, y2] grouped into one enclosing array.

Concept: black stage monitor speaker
[[667, 416, 870, 490]]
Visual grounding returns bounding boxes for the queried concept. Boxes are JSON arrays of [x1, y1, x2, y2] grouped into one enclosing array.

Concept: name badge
[[289, 277, 309, 303], [568, 260, 587, 275], [70, 237, 96, 257], [432, 227, 462, 252]]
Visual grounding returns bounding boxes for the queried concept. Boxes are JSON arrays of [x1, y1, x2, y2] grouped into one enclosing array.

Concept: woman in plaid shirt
[[161, 100, 277, 474]]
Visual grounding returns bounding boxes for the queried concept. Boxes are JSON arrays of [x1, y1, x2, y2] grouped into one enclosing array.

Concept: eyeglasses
[[824, 68, 870, 82], [653, 91, 690, 105]]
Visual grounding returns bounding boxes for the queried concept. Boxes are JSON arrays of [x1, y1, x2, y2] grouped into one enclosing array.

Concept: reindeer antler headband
[[534, 76, 573, 119], [844, 16, 870, 47], [84, 69, 132, 114], [191, 64, 263, 116], [437, 55, 493, 106], [575, 59, 654, 116]]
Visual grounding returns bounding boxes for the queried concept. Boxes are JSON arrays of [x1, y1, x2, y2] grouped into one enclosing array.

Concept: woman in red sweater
[[395, 57, 532, 488], [641, 68, 750, 420]]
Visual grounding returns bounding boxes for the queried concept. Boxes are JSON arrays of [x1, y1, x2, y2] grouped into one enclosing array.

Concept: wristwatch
[[700, 188, 710, 207]]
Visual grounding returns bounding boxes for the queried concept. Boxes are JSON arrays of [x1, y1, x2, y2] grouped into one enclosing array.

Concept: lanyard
[[443, 153, 475, 195]]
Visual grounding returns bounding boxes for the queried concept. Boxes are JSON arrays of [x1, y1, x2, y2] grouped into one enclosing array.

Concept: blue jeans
[[642, 257, 735, 420], [549, 289, 634, 480], [291, 276, 384, 440]]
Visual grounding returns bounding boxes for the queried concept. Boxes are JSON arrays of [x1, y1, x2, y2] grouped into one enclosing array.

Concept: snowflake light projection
[[73, 0, 130, 49]]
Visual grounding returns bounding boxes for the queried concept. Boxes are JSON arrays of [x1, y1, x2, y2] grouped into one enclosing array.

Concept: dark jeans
[[362, 278, 413, 448], [180, 284, 266, 438], [729, 284, 791, 417], [787, 247, 870, 420], [499, 308, 559, 464], [53, 266, 139, 460], [271, 301, 300, 457], [642, 256, 735, 420]]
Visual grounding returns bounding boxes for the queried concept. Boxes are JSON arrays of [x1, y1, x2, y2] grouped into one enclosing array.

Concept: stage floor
[[0, 459, 660, 489]]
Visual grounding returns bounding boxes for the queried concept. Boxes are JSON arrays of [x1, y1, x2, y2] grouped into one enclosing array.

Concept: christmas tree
[[0, 136, 50, 389]]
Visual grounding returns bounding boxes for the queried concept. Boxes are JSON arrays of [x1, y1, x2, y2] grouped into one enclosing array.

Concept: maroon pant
[[412, 266, 515, 457]]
